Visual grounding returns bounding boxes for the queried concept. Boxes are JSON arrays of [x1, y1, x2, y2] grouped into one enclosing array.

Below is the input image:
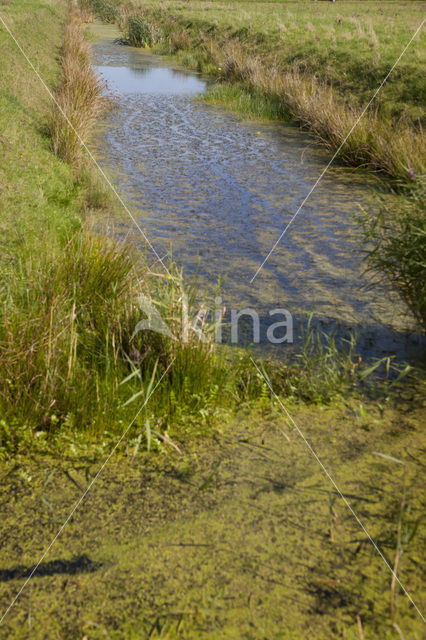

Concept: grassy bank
[[146, 1, 425, 122], [0, 0, 384, 456], [0, 1, 233, 451], [111, 0, 426, 182]]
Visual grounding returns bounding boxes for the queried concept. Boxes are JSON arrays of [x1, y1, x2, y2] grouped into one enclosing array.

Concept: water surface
[[96, 64, 206, 95], [92, 26, 421, 360]]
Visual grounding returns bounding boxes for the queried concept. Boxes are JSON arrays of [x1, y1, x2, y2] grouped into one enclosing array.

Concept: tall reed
[[144, 10, 425, 181], [360, 180, 426, 332], [49, 5, 108, 165]]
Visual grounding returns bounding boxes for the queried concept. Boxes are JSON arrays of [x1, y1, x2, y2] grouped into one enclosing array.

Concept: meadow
[[143, 0, 425, 122], [116, 0, 426, 182]]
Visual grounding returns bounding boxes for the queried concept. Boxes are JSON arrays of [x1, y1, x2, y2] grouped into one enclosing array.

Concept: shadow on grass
[[0, 554, 101, 582]]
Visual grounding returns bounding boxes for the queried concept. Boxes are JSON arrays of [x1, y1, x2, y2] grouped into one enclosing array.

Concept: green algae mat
[[0, 403, 425, 639]]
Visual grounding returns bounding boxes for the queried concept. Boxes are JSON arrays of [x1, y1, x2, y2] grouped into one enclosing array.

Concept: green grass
[[200, 81, 285, 120], [360, 180, 426, 332], [126, 0, 425, 181], [0, 0, 80, 262], [141, 0, 425, 125]]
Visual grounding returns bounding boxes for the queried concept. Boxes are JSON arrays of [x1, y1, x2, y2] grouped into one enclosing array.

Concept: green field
[[142, 0, 426, 123]]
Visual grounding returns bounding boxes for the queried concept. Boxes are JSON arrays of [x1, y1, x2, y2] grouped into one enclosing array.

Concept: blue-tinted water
[[92, 27, 423, 361]]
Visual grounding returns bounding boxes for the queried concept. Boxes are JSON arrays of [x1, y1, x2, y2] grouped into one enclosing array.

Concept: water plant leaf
[[145, 419, 152, 453], [121, 360, 159, 408], [198, 461, 221, 491], [389, 364, 412, 386], [358, 356, 394, 380], [372, 452, 405, 465], [120, 367, 142, 386]]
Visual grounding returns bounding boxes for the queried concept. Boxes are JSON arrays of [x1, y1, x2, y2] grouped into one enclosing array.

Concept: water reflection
[[91, 26, 423, 361], [95, 65, 206, 95]]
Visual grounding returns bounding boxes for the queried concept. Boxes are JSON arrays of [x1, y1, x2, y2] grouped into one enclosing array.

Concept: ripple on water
[[91, 27, 422, 360]]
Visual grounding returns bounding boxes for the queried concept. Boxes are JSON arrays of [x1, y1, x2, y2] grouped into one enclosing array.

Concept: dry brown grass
[[207, 36, 425, 179], [169, 28, 192, 53], [49, 4, 108, 166], [139, 7, 424, 181]]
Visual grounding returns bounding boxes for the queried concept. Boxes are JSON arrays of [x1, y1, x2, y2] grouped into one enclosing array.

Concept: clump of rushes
[[49, 5, 109, 165], [124, 14, 153, 47], [0, 231, 231, 437], [360, 180, 426, 332], [0, 234, 136, 429], [141, 10, 425, 182], [83, 0, 119, 23]]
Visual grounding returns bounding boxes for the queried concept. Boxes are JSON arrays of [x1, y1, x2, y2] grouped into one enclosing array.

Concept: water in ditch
[[91, 25, 422, 362]]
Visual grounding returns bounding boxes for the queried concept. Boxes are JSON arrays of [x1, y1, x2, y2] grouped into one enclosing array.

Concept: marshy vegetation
[[3, 1, 414, 453], [118, 0, 425, 183], [0, 1, 425, 637], [0, 0, 422, 492], [83, 0, 426, 333]]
